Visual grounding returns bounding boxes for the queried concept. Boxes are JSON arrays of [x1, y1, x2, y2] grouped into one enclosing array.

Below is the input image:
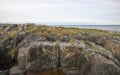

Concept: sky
[[0, 0, 120, 25]]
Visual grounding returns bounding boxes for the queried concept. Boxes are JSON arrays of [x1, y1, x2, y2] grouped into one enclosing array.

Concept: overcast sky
[[0, 0, 120, 25]]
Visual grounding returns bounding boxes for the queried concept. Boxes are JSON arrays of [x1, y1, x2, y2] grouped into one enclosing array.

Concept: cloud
[[0, 0, 120, 24]]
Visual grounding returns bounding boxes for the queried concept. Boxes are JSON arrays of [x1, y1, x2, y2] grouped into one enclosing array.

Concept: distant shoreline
[[58, 25, 120, 32], [0, 23, 120, 32]]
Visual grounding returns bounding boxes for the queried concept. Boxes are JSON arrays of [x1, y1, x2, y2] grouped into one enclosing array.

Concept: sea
[[55, 25, 120, 32]]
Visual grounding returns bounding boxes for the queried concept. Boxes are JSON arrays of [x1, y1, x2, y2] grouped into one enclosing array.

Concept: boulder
[[18, 47, 29, 70], [18, 42, 59, 72], [88, 53, 120, 75], [12, 32, 27, 46], [0, 36, 13, 70], [47, 34, 56, 42], [61, 35, 70, 42], [9, 66, 26, 75]]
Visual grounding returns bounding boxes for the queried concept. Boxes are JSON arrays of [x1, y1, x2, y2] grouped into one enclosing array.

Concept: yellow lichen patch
[[10, 30, 18, 38]]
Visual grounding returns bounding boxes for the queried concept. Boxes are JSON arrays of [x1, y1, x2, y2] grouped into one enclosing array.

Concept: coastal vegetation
[[0, 23, 120, 75]]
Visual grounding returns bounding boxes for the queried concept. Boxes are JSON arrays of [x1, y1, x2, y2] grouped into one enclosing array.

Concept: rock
[[17, 41, 87, 72], [61, 35, 70, 42], [26, 42, 59, 72], [39, 36, 47, 41], [1, 24, 120, 75], [0, 70, 8, 75], [59, 42, 90, 75], [16, 39, 120, 75], [18, 25, 24, 32], [1, 36, 12, 49], [47, 34, 56, 42], [0, 36, 15, 70], [88, 53, 120, 75], [9, 66, 26, 75], [12, 32, 27, 46], [17, 42, 57, 71], [18, 47, 29, 70], [0, 36, 4, 45], [16, 33, 47, 48], [5, 25, 17, 32], [83, 33, 106, 47], [72, 33, 84, 40], [105, 40, 120, 61]]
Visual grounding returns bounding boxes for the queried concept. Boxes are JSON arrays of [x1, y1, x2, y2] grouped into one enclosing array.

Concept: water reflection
[[26, 70, 64, 75]]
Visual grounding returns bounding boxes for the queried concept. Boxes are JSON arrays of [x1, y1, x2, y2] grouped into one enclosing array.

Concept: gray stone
[[26, 42, 59, 72], [5, 25, 17, 32], [9, 66, 26, 75], [0, 70, 8, 75], [61, 35, 70, 42], [18, 47, 29, 70], [88, 54, 120, 75]]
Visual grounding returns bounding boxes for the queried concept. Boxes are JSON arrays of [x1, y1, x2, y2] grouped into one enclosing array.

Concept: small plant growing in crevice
[[84, 51, 91, 62], [9, 47, 16, 59]]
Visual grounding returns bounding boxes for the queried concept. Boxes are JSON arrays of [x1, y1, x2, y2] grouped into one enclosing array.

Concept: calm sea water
[[58, 25, 120, 32]]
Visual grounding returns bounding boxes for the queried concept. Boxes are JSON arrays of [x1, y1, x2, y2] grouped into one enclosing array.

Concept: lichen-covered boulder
[[18, 42, 59, 72], [88, 53, 120, 75], [17, 40, 120, 75]]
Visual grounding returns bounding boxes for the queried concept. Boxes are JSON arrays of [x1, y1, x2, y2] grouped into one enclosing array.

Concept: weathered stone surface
[[18, 42, 59, 72], [61, 35, 70, 42], [47, 34, 57, 42], [16, 40, 120, 75], [9, 66, 26, 75], [105, 39, 120, 61], [0, 70, 8, 75], [18, 47, 29, 70], [0, 36, 13, 70], [12, 32, 27, 46], [0, 24, 120, 75], [88, 53, 120, 75], [5, 25, 17, 32]]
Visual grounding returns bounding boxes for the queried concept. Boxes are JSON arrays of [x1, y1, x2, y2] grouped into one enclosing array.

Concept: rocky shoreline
[[0, 23, 120, 75]]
